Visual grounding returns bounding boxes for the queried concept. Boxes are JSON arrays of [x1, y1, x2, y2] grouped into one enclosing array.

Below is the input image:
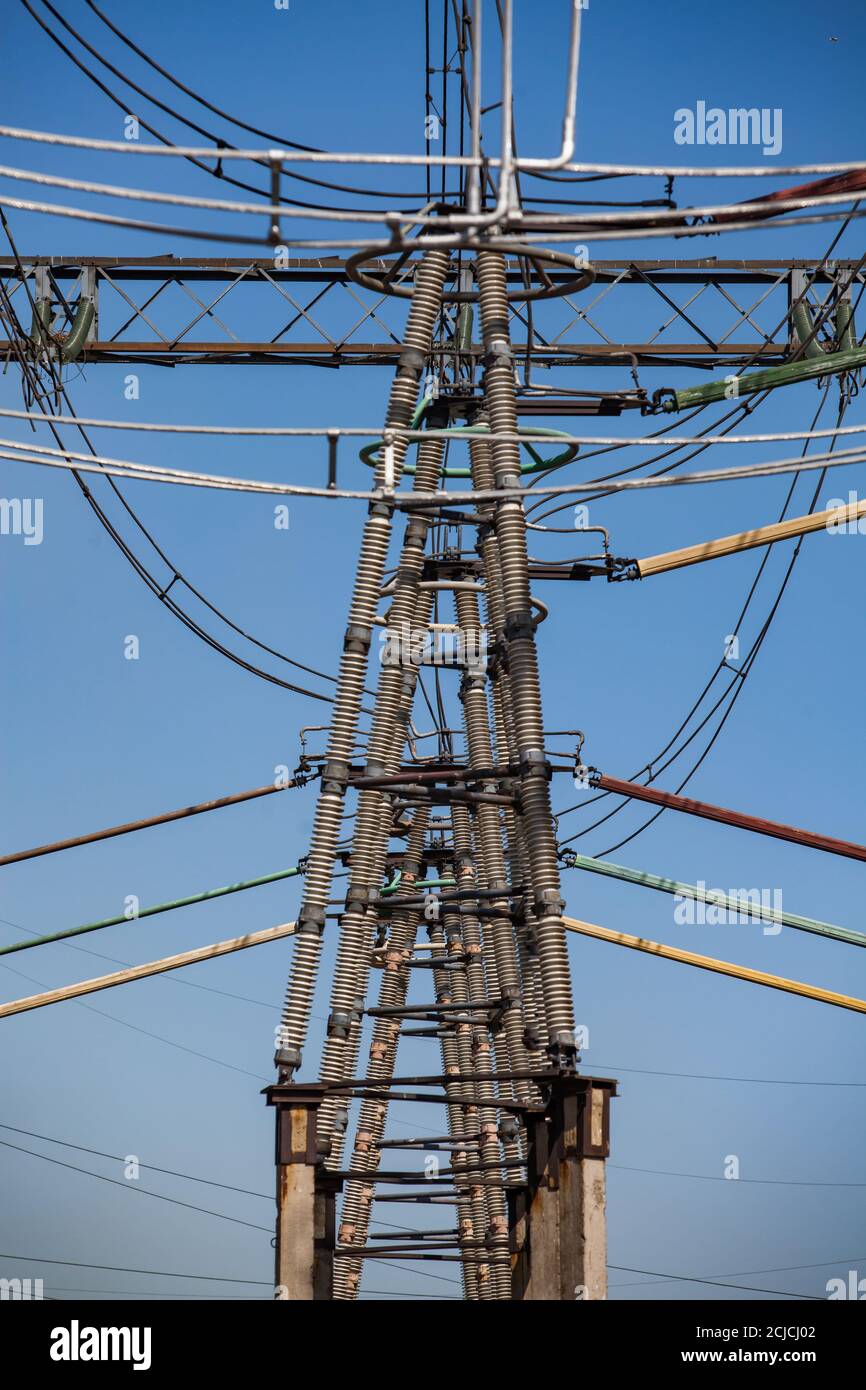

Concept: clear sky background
[[0, 0, 864, 1304]]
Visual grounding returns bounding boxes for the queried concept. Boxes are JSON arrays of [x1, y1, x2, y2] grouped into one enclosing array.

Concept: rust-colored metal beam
[[5, 255, 839, 370], [0, 777, 307, 868], [0, 340, 786, 366], [2, 255, 857, 282], [711, 170, 866, 227], [593, 775, 866, 862]]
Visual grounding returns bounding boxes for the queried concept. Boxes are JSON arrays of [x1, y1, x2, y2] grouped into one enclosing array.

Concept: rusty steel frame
[[1, 256, 860, 370]]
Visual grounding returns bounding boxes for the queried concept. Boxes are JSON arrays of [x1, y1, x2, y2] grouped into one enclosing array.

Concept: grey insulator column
[[470, 434, 547, 1070], [317, 438, 445, 1152], [334, 807, 430, 1300], [427, 901, 480, 1301], [275, 251, 448, 1079], [454, 579, 531, 1089], [438, 856, 493, 1299], [451, 799, 513, 1300], [475, 248, 576, 1061]]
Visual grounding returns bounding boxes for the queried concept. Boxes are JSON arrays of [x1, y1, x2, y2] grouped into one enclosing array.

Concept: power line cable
[[0, 863, 305, 957], [42, 1287, 269, 1299], [4, 185, 865, 249], [0, 776, 312, 868], [0, 1253, 272, 1284], [22, 0, 427, 214], [528, 227, 865, 522], [590, 1061, 866, 1088], [0, 957, 271, 1081], [4, 426, 866, 498], [0, 912, 283, 1012], [557, 389, 853, 852], [592, 411, 848, 858], [0, 1138, 274, 1232], [7, 404, 865, 447], [607, 1265, 824, 1299], [0, 1123, 272, 1201], [610, 1163, 866, 1189], [4, 119, 862, 179], [82, 0, 439, 199], [610, 1255, 866, 1290], [0, 229, 354, 704]]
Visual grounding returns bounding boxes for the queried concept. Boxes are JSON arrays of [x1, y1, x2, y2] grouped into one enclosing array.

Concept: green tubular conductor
[[836, 300, 855, 353], [456, 302, 474, 353], [29, 298, 52, 350], [791, 300, 824, 358], [564, 852, 866, 948], [28, 297, 95, 362], [451, 424, 579, 476], [380, 869, 403, 896], [380, 872, 455, 896], [0, 863, 305, 956], [60, 297, 95, 362], [659, 342, 866, 413], [359, 394, 430, 472], [360, 395, 579, 478]]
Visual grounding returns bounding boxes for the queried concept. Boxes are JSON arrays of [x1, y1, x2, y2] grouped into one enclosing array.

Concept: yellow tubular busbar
[[0, 921, 296, 1020], [562, 916, 866, 1014], [635, 495, 866, 579]]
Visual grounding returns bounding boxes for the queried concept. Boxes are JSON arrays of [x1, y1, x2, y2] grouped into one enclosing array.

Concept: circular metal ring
[[346, 240, 596, 303]]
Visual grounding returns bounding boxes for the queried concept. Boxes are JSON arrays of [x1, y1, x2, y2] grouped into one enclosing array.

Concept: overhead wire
[[0, 775, 312, 867], [0, 1133, 461, 1291], [81, 0, 445, 204], [0, 1123, 272, 1202], [0, 214, 359, 705], [528, 232, 866, 522], [22, 0, 431, 213], [608, 1266, 823, 1300], [609, 1255, 866, 1290], [5, 6, 864, 1303], [0, 912, 285, 1012], [0, 956, 272, 1082], [0, 1252, 272, 1284], [0, 863, 304, 957], [2, 120, 862, 179], [554, 236, 865, 851], [5, 428, 866, 497], [1, 103, 866, 247], [0, 1137, 274, 1233], [611, 1162, 866, 1189], [589, 400, 851, 859], [4, 186, 866, 250], [589, 1062, 866, 1088]]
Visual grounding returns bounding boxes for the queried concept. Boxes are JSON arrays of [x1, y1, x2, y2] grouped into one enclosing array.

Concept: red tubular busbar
[[711, 169, 866, 226], [595, 775, 866, 863]]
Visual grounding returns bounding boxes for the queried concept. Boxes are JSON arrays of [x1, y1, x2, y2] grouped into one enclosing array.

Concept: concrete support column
[[509, 1076, 616, 1301], [265, 1082, 341, 1300]]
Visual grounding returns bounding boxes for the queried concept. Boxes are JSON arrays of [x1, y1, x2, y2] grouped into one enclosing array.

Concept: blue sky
[[0, 0, 864, 1304]]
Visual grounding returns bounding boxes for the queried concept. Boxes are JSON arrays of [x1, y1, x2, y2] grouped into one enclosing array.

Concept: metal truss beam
[[0, 257, 859, 371]]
